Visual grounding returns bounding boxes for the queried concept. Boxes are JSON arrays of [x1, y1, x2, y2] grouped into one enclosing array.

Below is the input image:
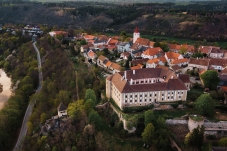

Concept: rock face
[[188, 115, 204, 132]]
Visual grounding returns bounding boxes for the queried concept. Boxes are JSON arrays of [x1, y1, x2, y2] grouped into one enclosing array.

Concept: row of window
[[124, 91, 184, 98]]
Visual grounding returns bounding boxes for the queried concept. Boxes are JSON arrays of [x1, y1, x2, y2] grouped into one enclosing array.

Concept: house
[[97, 55, 109, 67], [131, 64, 144, 70], [146, 57, 167, 68], [131, 46, 148, 58], [188, 58, 209, 70], [170, 58, 189, 67], [165, 52, 184, 65], [120, 52, 131, 60], [49, 31, 68, 37], [146, 58, 160, 68], [178, 74, 191, 90], [130, 58, 149, 67], [223, 50, 227, 59], [133, 27, 140, 43], [209, 58, 227, 71], [198, 46, 220, 56], [80, 44, 95, 53], [106, 68, 188, 110], [87, 50, 97, 61], [107, 38, 118, 46], [168, 44, 195, 54], [109, 62, 122, 73], [209, 48, 223, 58], [116, 42, 131, 52], [141, 47, 163, 59], [83, 35, 95, 42], [58, 102, 67, 117], [171, 65, 182, 73]]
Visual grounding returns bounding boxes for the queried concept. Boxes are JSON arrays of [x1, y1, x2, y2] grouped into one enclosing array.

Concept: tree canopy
[[219, 137, 227, 146], [194, 94, 215, 117], [142, 123, 155, 145], [185, 126, 204, 151], [200, 70, 220, 90], [144, 110, 155, 126]]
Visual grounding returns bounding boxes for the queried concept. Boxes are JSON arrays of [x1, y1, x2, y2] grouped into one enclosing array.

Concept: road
[[13, 42, 43, 151]]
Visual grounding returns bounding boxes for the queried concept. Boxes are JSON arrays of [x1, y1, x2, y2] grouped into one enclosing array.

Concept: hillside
[[1, 1, 227, 42]]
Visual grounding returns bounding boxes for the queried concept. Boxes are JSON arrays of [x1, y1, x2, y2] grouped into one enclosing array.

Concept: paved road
[[13, 42, 43, 151]]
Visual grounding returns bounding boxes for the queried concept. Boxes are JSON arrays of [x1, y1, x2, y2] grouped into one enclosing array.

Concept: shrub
[[123, 104, 154, 113]]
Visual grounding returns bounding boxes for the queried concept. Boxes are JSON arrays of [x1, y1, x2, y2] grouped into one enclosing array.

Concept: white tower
[[133, 27, 140, 43]]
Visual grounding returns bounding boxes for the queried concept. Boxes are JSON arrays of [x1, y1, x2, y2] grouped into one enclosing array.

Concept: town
[[0, 1, 227, 150]]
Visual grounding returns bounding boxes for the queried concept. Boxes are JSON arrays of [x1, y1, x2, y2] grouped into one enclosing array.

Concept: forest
[[1, 1, 227, 42]]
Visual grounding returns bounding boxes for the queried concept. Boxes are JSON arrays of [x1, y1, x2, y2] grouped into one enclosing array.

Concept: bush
[[171, 104, 178, 109], [123, 104, 154, 113]]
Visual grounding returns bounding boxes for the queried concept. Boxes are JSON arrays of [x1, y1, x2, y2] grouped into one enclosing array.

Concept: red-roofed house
[[84, 35, 95, 41], [165, 52, 183, 65], [87, 50, 97, 60], [141, 47, 163, 59], [209, 48, 223, 58], [171, 58, 189, 67]]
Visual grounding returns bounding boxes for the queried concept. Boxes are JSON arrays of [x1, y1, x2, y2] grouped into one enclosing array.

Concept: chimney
[[197, 57, 198, 60], [133, 70, 135, 75], [171, 76, 174, 79], [124, 71, 127, 80], [130, 79, 133, 85]]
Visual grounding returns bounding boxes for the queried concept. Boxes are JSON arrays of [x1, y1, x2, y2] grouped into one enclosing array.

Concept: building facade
[[106, 68, 188, 110]]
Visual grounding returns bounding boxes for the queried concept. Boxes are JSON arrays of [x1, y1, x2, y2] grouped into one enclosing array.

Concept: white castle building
[[133, 27, 140, 43]]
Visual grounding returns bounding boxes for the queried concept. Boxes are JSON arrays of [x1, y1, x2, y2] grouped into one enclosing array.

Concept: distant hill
[[0, 1, 227, 43]]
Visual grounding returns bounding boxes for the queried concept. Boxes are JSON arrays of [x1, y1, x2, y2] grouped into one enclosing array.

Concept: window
[[178, 91, 180, 94], [182, 92, 183, 94], [172, 92, 174, 94], [145, 94, 147, 97], [140, 99, 142, 102], [125, 100, 127, 103], [179, 96, 181, 99], [135, 95, 137, 97], [171, 96, 173, 99], [140, 94, 142, 97], [155, 94, 156, 96], [150, 94, 152, 97], [135, 100, 137, 102], [162, 98, 164, 101], [168, 97, 169, 99], [162, 94, 164, 96], [145, 99, 147, 102], [130, 100, 132, 103], [168, 92, 170, 94], [125, 95, 127, 98], [141, 81, 144, 84], [150, 99, 152, 102], [130, 95, 132, 98]]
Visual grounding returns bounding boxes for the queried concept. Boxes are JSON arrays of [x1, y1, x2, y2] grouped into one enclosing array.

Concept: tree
[[192, 51, 203, 58], [200, 70, 220, 90], [84, 89, 97, 104], [142, 123, 155, 145], [185, 126, 204, 151], [180, 47, 187, 54], [40, 113, 46, 123], [194, 94, 215, 117], [88, 110, 102, 130], [67, 100, 85, 120], [219, 137, 227, 146], [144, 110, 155, 126]]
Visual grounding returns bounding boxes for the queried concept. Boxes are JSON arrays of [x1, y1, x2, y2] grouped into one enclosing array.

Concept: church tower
[[133, 27, 140, 43]]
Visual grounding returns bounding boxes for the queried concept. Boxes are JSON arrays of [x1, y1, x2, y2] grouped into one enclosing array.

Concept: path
[[13, 42, 43, 151]]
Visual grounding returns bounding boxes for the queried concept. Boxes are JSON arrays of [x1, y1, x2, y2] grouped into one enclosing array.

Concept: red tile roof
[[135, 38, 150, 46], [166, 52, 181, 59], [107, 68, 187, 93], [189, 58, 209, 66], [171, 58, 189, 64], [87, 50, 96, 59], [142, 47, 163, 56]]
